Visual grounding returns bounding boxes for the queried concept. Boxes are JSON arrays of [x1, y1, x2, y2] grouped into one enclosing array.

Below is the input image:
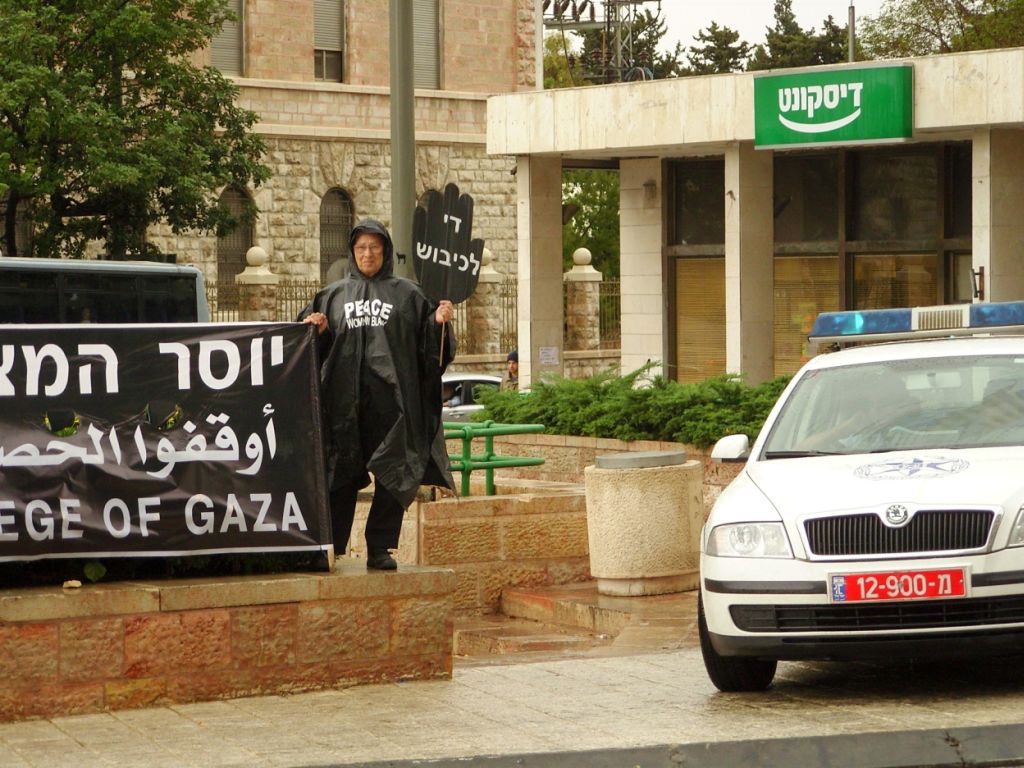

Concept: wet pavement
[[3, 585, 1024, 768]]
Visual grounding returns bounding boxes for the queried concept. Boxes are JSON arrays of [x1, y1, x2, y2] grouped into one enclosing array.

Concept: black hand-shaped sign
[[412, 182, 485, 304]]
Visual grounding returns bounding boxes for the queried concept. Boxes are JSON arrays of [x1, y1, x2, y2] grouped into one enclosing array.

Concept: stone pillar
[[619, 158, 664, 378], [516, 155, 563, 386], [973, 128, 1024, 302], [725, 142, 774, 384], [464, 247, 501, 355], [236, 246, 279, 321], [563, 247, 602, 351]]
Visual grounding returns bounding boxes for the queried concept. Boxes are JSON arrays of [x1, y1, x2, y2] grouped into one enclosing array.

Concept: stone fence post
[[564, 247, 602, 351], [236, 246, 280, 322], [463, 247, 501, 355]]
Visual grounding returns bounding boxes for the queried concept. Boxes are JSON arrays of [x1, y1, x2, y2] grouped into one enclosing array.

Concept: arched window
[[216, 186, 253, 289], [320, 188, 353, 283]]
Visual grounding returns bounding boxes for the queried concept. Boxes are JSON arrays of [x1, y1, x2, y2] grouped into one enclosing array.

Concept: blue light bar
[[809, 299, 1024, 344], [970, 301, 1024, 328], [809, 307, 912, 339]]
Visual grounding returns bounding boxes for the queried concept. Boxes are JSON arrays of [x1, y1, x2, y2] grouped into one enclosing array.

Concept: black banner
[[0, 323, 331, 564], [413, 182, 485, 304]]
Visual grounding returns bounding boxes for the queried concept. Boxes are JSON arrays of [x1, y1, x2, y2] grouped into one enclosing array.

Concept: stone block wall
[[0, 564, 454, 722], [345, 479, 590, 615], [418, 490, 591, 614], [148, 136, 518, 290]]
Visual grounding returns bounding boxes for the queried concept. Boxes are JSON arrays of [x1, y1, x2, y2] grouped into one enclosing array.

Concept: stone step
[[454, 618, 608, 657], [500, 583, 633, 636]]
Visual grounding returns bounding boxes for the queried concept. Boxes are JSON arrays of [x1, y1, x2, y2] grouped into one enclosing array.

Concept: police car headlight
[[706, 523, 793, 558], [1008, 507, 1024, 547]]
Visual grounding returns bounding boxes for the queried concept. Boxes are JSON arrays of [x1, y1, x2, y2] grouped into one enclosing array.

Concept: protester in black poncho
[[301, 218, 456, 570]]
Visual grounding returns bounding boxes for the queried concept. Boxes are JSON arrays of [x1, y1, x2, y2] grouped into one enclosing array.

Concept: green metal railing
[[444, 420, 545, 496]]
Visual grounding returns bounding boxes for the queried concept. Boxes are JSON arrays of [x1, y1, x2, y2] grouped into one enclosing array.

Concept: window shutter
[[413, 0, 439, 89], [674, 258, 726, 384], [773, 256, 839, 376], [211, 0, 243, 75], [314, 0, 343, 51]]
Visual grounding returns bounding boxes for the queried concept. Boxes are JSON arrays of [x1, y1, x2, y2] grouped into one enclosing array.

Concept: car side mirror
[[711, 434, 750, 463]]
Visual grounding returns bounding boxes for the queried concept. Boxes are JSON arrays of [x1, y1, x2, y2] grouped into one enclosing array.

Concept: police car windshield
[[762, 355, 1024, 456]]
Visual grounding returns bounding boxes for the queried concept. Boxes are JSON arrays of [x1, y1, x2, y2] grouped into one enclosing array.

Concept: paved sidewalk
[[4, 585, 1024, 767], [4, 635, 1024, 768]]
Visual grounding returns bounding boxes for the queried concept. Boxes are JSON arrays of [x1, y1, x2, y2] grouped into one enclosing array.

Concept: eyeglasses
[[354, 244, 384, 255]]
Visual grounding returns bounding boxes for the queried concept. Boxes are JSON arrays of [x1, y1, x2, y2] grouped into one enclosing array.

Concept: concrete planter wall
[[484, 434, 743, 516], [584, 453, 704, 596], [0, 563, 454, 723]]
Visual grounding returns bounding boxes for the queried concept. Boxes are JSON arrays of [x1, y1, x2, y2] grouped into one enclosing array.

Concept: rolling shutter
[[314, 0, 343, 51], [413, 0, 439, 89], [674, 258, 726, 384], [211, 0, 243, 75]]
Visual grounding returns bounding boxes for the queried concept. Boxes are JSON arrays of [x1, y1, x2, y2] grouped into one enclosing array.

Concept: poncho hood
[[349, 218, 395, 280]]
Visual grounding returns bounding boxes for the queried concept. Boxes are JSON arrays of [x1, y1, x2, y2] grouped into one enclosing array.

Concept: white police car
[[700, 300, 1024, 691]]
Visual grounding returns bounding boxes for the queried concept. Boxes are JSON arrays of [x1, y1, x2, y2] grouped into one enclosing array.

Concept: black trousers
[[329, 481, 405, 556]]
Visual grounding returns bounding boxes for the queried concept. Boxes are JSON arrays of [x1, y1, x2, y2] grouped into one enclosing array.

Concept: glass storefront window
[[945, 142, 972, 239], [774, 155, 838, 243], [849, 150, 938, 241], [669, 159, 724, 246], [674, 258, 725, 383], [852, 254, 938, 309], [774, 256, 840, 376]]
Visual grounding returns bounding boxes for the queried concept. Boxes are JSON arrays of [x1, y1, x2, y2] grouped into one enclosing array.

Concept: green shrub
[[475, 363, 791, 449]]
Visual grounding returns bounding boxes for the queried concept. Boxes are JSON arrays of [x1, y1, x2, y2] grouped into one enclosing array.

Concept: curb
[[320, 723, 1024, 768]]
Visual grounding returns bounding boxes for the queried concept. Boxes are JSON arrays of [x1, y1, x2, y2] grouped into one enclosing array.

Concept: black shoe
[[366, 549, 397, 571]]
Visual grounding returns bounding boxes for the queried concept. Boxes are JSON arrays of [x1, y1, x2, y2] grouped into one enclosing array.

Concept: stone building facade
[[150, 0, 538, 290]]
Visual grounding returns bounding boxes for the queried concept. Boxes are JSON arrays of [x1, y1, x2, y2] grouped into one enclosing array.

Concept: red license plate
[[830, 568, 966, 603]]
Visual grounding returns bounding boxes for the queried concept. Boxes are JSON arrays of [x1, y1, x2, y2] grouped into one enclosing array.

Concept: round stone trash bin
[[584, 450, 704, 596]]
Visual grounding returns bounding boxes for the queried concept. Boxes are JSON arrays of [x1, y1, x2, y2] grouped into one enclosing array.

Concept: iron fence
[[207, 280, 320, 323], [500, 277, 518, 353], [599, 278, 620, 349], [205, 276, 620, 352], [278, 280, 320, 321], [206, 282, 240, 323]]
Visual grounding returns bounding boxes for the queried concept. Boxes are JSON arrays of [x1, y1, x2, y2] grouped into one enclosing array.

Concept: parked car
[[700, 300, 1024, 691], [442, 372, 502, 422]]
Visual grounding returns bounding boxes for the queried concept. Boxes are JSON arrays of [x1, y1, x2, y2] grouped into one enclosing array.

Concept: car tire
[[698, 592, 777, 692]]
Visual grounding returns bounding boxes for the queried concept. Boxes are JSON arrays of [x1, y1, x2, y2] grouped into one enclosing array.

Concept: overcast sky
[[657, 0, 887, 53]]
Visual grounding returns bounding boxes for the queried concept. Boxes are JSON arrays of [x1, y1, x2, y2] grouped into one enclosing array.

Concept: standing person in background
[[501, 349, 519, 391], [301, 218, 456, 570]]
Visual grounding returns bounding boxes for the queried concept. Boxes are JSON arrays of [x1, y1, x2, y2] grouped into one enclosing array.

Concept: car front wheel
[[698, 592, 777, 692]]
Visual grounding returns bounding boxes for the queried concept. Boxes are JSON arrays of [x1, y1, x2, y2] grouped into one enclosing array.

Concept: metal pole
[[389, 0, 415, 279], [848, 2, 856, 62]]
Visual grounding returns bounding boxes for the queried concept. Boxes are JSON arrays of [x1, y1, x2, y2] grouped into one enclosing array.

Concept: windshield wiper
[[762, 450, 845, 459]]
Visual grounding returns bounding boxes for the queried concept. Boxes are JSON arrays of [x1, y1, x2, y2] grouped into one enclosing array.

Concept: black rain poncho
[[300, 219, 456, 508]]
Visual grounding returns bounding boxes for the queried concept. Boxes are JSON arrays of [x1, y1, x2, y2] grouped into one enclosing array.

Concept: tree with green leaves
[[0, 0, 269, 259], [562, 169, 619, 278], [860, 0, 1024, 58], [748, 0, 850, 70], [543, 32, 590, 89], [687, 22, 751, 74]]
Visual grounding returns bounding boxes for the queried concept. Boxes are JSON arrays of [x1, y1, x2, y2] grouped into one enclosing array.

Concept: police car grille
[[731, 595, 1024, 632], [804, 510, 994, 556]]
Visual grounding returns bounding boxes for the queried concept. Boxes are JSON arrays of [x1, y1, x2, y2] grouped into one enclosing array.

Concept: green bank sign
[[754, 64, 913, 149]]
